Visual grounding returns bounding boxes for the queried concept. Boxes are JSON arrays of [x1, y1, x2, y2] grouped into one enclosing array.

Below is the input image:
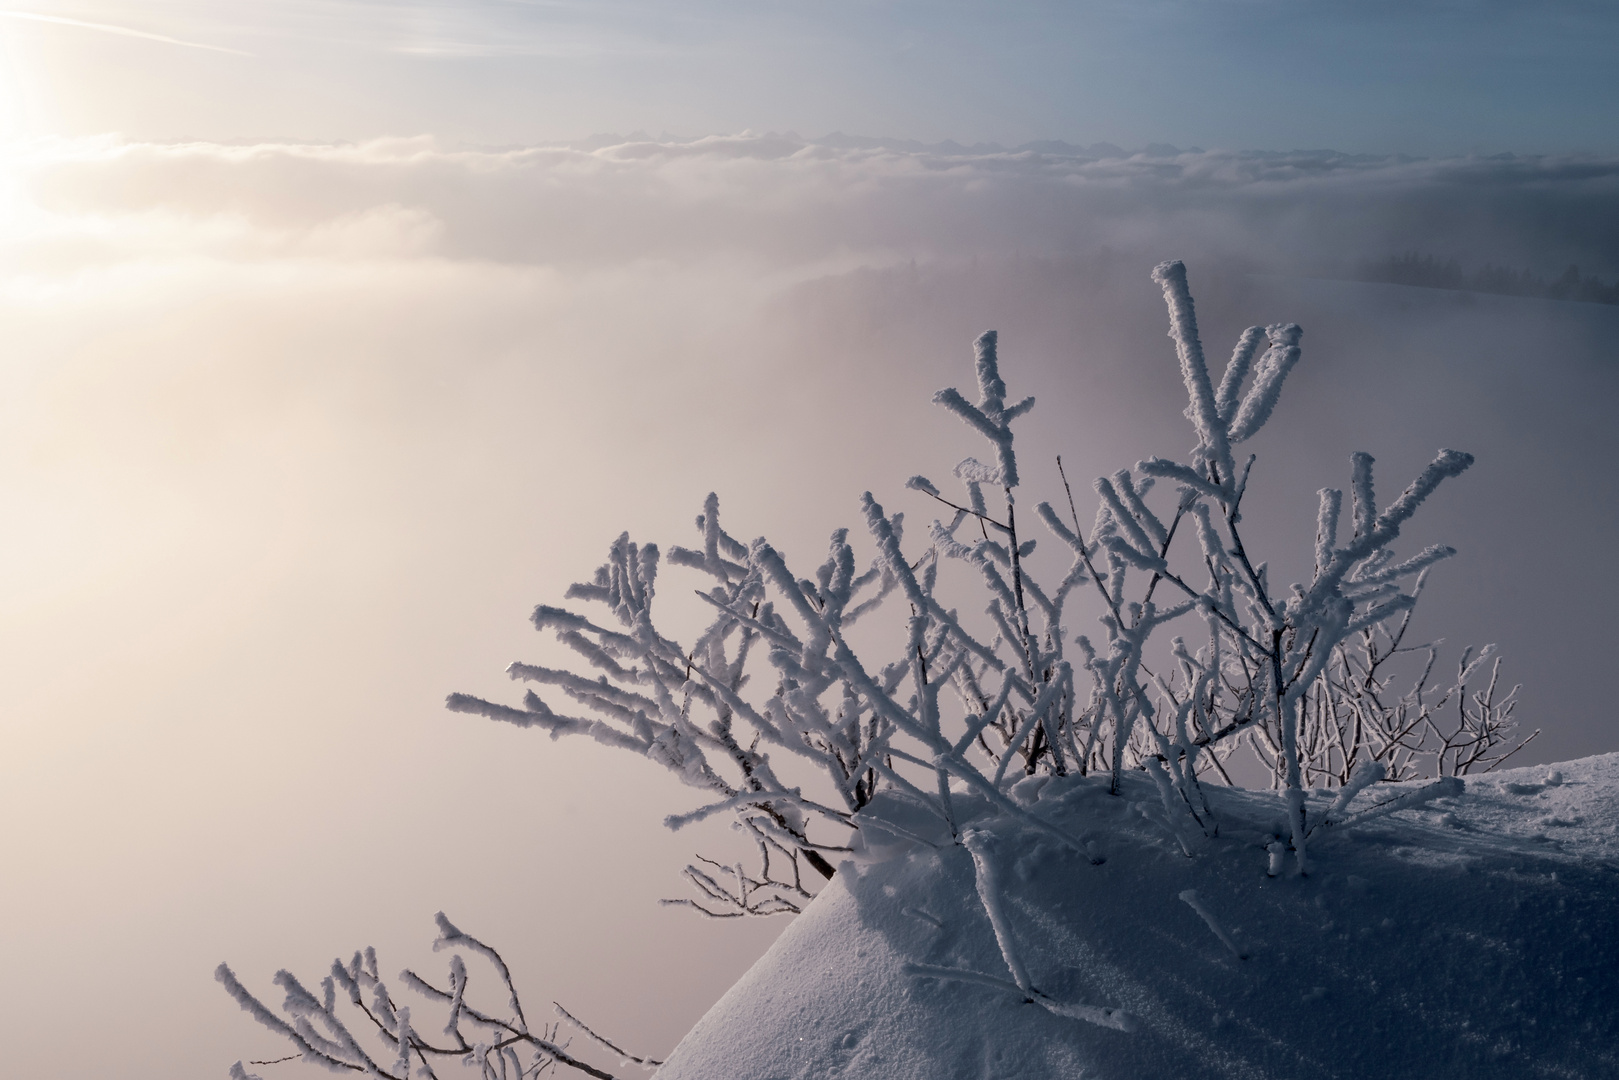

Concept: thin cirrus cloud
[[0, 8, 250, 53], [0, 1, 671, 58]]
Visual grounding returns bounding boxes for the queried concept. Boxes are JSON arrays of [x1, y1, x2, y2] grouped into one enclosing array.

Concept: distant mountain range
[[1356, 252, 1619, 306]]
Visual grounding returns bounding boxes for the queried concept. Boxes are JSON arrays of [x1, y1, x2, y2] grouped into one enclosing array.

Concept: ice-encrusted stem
[[901, 964, 1138, 1032], [1328, 759, 1387, 822], [1178, 889, 1245, 959], [961, 829, 1030, 994], [1143, 756, 1199, 856], [1331, 776, 1463, 830]]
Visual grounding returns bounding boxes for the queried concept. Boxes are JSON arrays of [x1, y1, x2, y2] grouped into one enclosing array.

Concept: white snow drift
[[662, 754, 1619, 1080]]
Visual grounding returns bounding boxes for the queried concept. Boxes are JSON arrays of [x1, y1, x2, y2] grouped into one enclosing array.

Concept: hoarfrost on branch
[[223, 261, 1535, 1073]]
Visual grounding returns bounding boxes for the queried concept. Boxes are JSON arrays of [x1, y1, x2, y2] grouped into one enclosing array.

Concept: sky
[[0, 1, 1618, 153], [1, 4, 1617, 1079]]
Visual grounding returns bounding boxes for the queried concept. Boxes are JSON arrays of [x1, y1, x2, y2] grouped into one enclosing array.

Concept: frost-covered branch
[[223, 260, 1525, 1079], [219, 916, 652, 1080], [659, 818, 817, 918], [446, 259, 1494, 895]]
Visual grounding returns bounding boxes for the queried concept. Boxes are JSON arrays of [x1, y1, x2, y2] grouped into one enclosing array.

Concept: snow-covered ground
[[660, 754, 1619, 1079]]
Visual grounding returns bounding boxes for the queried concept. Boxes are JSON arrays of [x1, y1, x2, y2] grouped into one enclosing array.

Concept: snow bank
[[658, 754, 1619, 1079]]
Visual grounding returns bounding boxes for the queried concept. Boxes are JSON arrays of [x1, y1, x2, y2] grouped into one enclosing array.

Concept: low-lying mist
[[1, 132, 1615, 1078]]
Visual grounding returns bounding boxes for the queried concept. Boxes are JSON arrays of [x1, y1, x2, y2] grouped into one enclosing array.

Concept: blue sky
[[2, 1, 1617, 152]]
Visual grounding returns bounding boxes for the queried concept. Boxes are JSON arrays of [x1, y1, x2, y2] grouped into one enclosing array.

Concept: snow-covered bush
[[222, 261, 1535, 1073], [446, 259, 1524, 883]]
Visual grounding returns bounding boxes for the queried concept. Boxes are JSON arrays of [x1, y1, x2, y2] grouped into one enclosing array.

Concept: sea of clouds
[[14, 133, 1619, 272], [2, 133, 1617, 1078]]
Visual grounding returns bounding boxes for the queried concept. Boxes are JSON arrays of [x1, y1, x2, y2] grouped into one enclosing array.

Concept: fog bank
[[0, 133, 1615, 1078]]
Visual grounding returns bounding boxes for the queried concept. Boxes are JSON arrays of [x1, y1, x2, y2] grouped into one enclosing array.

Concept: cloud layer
[[2, 132, 1617, 1079], [15, 134, 1619, 275]]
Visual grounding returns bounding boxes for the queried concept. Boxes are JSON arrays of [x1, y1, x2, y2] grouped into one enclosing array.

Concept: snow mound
[[658, 755, 1619, 1080]]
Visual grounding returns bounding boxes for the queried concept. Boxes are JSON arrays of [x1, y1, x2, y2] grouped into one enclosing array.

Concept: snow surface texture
[[658, 754, 1619, 1080]]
